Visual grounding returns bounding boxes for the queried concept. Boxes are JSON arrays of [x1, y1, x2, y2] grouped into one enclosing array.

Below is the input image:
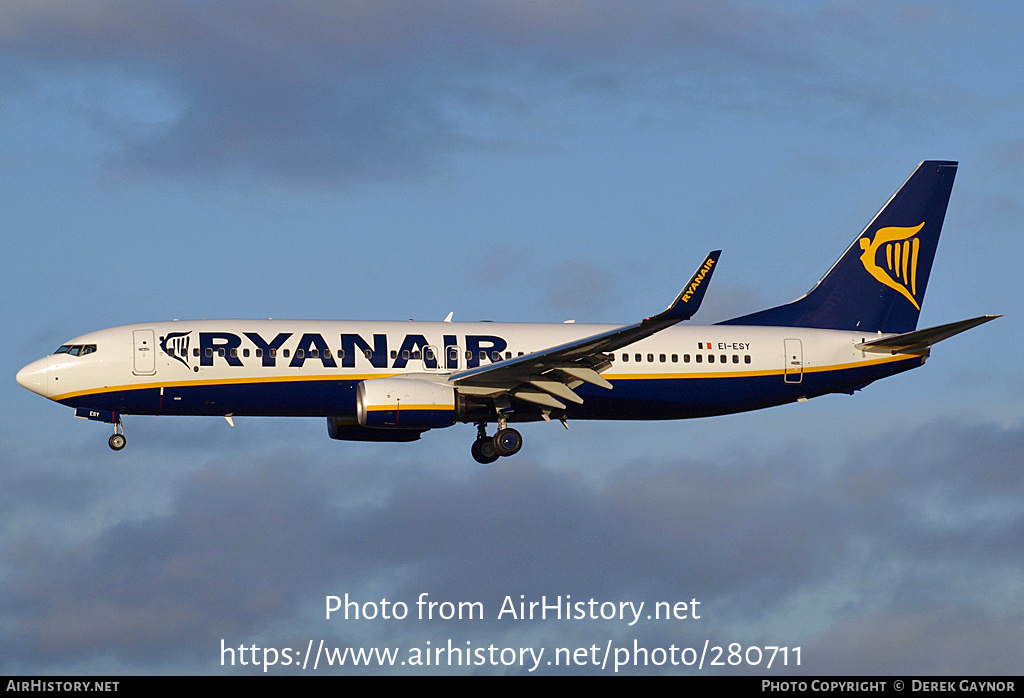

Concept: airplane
[[16, 161, 998, 463]]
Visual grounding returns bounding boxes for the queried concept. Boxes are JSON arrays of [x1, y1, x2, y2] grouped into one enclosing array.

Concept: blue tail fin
[[719, 161, 958, 334]]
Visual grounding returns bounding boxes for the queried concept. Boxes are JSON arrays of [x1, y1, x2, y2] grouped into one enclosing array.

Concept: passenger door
[[133, 329, 157, 376]]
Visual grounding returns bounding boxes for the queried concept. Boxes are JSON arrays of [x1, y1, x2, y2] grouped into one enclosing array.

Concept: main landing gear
[[471, 421, 523, 464], [108, 418, 126, 451]]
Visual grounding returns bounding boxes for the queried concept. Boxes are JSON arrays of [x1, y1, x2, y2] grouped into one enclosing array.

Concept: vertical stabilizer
[[720, 161, 958, 333]]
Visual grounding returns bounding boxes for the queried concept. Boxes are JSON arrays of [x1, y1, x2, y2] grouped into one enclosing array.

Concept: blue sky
[[2, 1, 1022, 675]]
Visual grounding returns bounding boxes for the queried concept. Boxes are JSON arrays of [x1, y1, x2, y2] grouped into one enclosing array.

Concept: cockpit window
[[54, 344, 97, 356]]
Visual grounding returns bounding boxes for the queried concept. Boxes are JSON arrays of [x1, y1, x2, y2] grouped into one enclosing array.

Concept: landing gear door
[[133, 329, 157, 376], [784, 338, 803, 384]]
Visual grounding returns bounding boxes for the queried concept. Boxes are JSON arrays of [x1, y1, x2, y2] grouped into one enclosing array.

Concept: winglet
[[658, 250, 721, 322]]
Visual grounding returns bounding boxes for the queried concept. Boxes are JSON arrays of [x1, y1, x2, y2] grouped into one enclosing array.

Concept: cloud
[[0, 1, 822, 186], [810, 610, 1024, 675], [3, 416, 1022, 673]]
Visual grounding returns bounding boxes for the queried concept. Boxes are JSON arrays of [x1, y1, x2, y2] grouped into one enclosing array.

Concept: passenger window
[[412, 350, 421, 360], [206, 348, 213, 358], [671, 354, 678, 363], [683, 354, 690, 363], [708, 354, 714, 363], [230, 348, 238, 358], [732, 354, 738, 363], [635, 353, 641, 362], [720, 355, 726, 363], [449, 348, 459, 361], [402, 350, 410, 360], [283, 349, 290, 358], [695, 354, 702, 363], [390, 350, 397, 359], [194, 348, 200, 357], [622, 354, 629, 362], [218, 348, 225, 357], [744, 355, 751, 364], [659, 354, 666, 362], [491, 351, 501, 362], [243, 348, 250, 358], [256, 349, 263, 358]]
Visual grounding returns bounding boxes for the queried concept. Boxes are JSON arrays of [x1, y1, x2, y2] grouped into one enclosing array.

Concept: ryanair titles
[[680, 256, 716, 303], [159, 330, 509, 371]]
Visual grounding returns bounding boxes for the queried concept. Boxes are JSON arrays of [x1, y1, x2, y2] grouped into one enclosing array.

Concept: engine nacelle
[[356, 377, 462, 430]]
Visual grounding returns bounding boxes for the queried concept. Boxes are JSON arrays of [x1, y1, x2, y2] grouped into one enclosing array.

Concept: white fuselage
[[16, 319, 924, 422]]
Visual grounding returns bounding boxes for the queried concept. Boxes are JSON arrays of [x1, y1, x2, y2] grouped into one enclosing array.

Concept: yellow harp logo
[[858, 222, 925, 310]]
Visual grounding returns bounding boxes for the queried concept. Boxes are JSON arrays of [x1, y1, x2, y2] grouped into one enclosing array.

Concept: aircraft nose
[[16, 357, 51, 398]]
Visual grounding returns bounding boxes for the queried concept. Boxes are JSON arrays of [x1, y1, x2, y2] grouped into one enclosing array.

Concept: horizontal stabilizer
[[856, 315, 1000, 354]]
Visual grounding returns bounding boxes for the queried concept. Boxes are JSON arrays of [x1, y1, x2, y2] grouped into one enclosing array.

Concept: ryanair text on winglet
[[681, 256, 716, 303]]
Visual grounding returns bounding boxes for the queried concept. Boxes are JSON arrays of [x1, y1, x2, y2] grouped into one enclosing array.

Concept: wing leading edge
[[450, 251, 721, 410]]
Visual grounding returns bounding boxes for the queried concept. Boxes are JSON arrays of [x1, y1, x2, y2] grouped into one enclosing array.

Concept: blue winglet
[[658, 250, 721, 322]]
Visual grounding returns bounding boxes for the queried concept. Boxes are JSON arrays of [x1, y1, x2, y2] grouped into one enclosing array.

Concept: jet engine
[[356, 377, 463, 430]]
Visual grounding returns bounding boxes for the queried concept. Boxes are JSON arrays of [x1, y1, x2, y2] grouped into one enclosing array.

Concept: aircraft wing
[[449, 251, 721, 409], [855, 315, 1000, 354]]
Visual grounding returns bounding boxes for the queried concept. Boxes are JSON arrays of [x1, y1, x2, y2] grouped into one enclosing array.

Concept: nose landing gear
[[108, 418, 126, 451]]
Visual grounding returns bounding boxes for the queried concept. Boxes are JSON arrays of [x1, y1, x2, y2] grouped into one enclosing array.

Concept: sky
[[1, 0, 1022, 676]]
